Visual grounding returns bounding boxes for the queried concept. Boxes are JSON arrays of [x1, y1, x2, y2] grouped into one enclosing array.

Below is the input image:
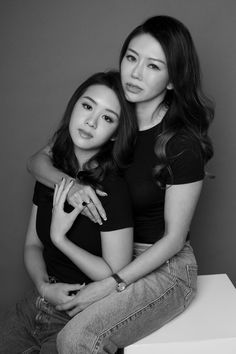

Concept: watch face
[[117, 282, 126, 292]]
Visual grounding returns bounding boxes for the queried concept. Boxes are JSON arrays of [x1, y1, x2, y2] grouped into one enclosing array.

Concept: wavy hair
[[119, 15, 214, 185], [51, 71, 137, 189]]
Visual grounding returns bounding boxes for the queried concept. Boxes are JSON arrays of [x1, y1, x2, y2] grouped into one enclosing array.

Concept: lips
[[125, 83, 143, 94], [78, 128, 93, 139]]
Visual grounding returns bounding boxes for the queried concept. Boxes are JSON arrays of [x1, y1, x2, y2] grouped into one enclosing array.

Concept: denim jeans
[[57, 242, 198, 354], [0, 287, 69, 353]]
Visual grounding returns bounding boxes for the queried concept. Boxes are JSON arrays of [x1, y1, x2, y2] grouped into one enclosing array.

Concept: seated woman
[[0, 71, 137, 354], [25, 16, 214, 354]]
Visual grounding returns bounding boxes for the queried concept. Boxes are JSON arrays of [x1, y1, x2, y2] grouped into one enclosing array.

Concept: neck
[[74, 147, 98, 170], [135, 93, 167, 131]]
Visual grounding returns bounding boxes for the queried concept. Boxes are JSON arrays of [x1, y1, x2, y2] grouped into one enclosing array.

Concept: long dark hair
[[51, 71, 137, 188], [120, 15, 214, 185]]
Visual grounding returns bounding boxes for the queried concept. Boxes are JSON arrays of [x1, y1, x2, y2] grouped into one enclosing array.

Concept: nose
[[85, 113, 98, 129], [131, 62, 143, 80]]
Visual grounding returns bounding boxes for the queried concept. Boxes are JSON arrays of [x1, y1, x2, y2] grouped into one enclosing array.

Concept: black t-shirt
[[125, 123, 204, 244], [33, 173, 133, 284]]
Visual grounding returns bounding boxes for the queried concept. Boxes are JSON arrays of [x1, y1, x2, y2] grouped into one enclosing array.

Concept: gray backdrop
[[1, 0, 235, 316]]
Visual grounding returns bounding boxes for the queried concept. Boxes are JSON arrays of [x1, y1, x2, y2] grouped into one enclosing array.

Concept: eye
[[126, 54, 136, 62], [148, 63, 160, 70], [102, 115, 113, 123], [82, 103, 92, 110]]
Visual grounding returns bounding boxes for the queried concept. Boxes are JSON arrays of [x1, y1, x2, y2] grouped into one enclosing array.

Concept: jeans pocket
[[186, 264, 198, 289], [184, 264, 198, 305]]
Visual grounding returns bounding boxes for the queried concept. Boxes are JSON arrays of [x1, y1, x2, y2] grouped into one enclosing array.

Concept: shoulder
[[165, 132, 205, 184], [167, 132, 202, 159]]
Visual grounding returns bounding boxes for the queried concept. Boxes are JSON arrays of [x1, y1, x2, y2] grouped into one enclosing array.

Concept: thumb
[[75, 283, 86, 290], [67, 283, 85, 291], [70, 204, 84, 219]]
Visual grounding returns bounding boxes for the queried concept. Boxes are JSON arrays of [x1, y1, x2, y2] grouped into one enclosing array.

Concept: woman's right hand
[[67, 182, 107, 225], [40, 282, 85, 306]]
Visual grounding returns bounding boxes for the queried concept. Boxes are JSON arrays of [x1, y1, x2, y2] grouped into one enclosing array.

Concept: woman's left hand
[[56, 277, 115, 317], [50, 178, 84, 244]]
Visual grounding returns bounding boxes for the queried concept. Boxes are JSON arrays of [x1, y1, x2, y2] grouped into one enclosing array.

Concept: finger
[[86, 190, 107, 221], [66, 283, 85, 291], [58, 180, 74, 208], [53, 183, 59, 206], [55, 178, 66, 204], [86, 202, 103, 225], [69, 203, 84, 220], [96, 189, 108, 197], [67, 306, 82, 317], [56, 298, 75, 311], [81, 207, 98, 223]]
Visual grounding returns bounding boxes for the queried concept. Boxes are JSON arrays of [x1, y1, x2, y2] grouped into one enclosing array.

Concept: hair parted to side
[[120, 15, 214, 186], [51, 70, 137, 189]]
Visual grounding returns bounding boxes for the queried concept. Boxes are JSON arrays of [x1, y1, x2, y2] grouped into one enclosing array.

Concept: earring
[[167, 82, 174, 90]]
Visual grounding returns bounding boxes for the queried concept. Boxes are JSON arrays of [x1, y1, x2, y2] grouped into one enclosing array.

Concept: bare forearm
[[27, 150, 71, 188], [118, 234, 185, 285], [24, 245, 49, 292], [55, 235, 186, 314], [54, 238, 113, 280]]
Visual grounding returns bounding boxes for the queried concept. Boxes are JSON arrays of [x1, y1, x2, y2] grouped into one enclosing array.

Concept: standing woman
[[28, 16, 214, 353], [0, 71, 136, 353]]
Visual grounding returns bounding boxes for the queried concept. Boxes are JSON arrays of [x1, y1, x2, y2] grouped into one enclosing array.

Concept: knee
[[57, 324, 117, 354], [57, 326, 74, 354], [57, 322, 93, 354]]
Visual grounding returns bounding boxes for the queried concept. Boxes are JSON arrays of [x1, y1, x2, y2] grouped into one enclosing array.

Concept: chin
[[124, 92, 141, 103]]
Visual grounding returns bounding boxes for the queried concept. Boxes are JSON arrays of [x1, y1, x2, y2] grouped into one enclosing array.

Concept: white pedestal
[[124, 274, 236, 354]]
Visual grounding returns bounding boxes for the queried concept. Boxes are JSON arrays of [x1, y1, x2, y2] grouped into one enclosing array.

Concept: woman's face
[[120, 33, 173, 105], [69, 84, 120, 160]]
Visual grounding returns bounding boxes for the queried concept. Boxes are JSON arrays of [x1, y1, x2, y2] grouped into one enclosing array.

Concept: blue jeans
[[0, 287, 69, 353], [57, 242, 198, 354]]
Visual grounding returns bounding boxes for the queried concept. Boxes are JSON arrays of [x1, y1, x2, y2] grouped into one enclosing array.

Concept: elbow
[[175, 232, 188, 253], [164, 231, 188, 255], [26, 155, 33, 175], [23, 246, 31, 270], [177, 238, 186, 253]]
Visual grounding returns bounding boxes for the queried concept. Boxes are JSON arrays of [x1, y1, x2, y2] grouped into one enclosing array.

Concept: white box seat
[[124, 274, 236, 354]]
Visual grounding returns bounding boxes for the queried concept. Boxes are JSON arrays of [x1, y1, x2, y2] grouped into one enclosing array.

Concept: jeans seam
[[92, 279, 178, 352], [22, 344, 40, 353], [184, 264, 197, 303]]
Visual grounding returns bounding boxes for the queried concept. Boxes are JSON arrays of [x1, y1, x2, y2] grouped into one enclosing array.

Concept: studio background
[[0, 0, 235, 316]]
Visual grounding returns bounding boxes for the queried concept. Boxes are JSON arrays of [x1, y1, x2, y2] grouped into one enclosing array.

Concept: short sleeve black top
[[125, 123, 204, 244], [33, 173, 133, 284]]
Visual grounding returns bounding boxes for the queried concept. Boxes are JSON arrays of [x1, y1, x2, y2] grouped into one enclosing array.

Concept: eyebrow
[[82, 96, 120, 118], [127, 48, 166, 65]]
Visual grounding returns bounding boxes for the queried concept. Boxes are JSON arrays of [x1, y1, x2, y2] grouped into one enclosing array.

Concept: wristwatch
[[111, 273, 127, 292]]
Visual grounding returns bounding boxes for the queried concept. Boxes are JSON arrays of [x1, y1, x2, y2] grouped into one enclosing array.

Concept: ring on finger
[[82, 200, 92, 207]]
